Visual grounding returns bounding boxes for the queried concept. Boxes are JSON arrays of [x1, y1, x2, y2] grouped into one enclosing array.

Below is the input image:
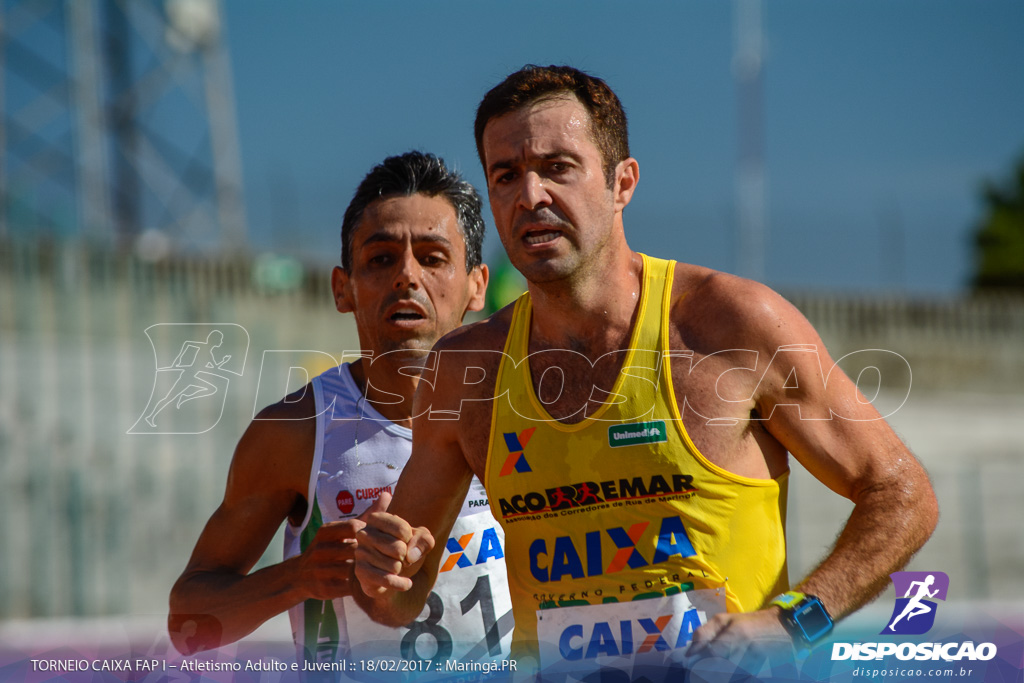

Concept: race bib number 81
[[343, 512, 513, 671]]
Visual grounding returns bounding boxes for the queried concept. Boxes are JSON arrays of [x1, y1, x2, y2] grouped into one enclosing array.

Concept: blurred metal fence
[[0, 239, 356, 619], [786, 291, 1024, 393], [1, 239, 1022, 621]]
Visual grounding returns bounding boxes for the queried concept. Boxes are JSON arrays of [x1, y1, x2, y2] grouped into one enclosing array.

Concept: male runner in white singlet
[[169, 152, 512, 671]]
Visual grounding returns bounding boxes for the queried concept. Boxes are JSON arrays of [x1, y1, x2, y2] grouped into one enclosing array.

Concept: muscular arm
[[686, 275, 938, 649], [353, 319, 506, 626], [168, 390, 362, 654], [352, 365, 474, 625], [750, 288, 938, 620]]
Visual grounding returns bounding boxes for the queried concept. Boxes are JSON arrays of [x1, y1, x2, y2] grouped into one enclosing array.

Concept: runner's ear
[[612, 157, 639, 212], [464, 264, 489, 315], [332, 266, 355, 313]]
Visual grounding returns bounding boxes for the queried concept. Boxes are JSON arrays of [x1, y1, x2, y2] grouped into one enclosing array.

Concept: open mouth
[[523, 229, 561, 246], [387, 303, 428, 325], [390, 309, 425, 322]]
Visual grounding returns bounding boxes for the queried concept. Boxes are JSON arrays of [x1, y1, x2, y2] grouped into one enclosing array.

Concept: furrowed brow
[[359, 232, 454, 249], [412, 234, 454, 249], [358, 232, 402, 249], [540, 151, 583, 164], [487, 159, 514, 176]]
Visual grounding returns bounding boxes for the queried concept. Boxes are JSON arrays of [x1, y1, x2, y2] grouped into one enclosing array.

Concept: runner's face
[[333, 194, 486, 357], [482, 96, 617, 284]]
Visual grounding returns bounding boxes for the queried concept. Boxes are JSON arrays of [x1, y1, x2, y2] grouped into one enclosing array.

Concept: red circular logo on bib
[[336, 490, 354, 514]]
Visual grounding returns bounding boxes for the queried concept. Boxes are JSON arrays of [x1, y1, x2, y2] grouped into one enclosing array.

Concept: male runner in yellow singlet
[[353, 66, 938, 663]]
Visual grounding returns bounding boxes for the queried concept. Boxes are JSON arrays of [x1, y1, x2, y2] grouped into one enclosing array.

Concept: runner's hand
[[295, 492, 399, 600], [354, 492, 435, 596], [687, 608, 792, 660], [296, 518, 364, 601]]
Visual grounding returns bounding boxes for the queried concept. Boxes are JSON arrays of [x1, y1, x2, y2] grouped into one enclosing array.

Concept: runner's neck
[[347, 357, 422, 429], [527, 250, 644, 357]]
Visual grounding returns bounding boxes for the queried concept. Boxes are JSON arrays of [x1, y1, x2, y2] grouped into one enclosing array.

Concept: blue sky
[[224, 1, 1024, 294]]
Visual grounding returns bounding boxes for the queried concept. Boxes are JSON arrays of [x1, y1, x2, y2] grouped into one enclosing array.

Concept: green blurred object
[[973, 155, 1024, 291], [252, 253, 304, 293], [485, 254, 527, 315]]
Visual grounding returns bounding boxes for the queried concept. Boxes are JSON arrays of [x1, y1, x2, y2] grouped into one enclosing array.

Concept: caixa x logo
[[439, 527, 505, 572], [883, 571, 949, 635], [499, 427, 536, 476]]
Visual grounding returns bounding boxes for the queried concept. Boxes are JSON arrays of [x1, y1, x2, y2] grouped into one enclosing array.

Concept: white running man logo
[[129, 323, 249, 435], [887, 574, 939, 632], [144, 330, 232, 427]]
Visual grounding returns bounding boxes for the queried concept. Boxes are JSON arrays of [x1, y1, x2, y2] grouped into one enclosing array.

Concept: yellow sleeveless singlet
[[484, 254, 789, 655]]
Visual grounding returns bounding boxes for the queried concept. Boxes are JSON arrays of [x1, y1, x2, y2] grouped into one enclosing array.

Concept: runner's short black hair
[[340, 151, 485, 272]]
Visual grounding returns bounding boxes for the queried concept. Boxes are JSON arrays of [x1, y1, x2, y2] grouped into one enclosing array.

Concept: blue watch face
[[794, 600, 833, 642]]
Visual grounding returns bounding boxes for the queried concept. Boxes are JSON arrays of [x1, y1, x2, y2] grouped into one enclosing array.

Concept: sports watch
[[770, 591, 834, 648]]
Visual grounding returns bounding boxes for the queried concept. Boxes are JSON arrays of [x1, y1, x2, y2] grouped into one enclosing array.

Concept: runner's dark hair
[[474, 65, 629, 186], [341, 151, 485, 271]]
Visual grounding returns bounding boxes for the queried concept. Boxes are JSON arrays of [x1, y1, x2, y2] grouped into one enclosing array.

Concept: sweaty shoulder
[[435, 303, 516, 354], [428, 303, 516, 398], [670, 263, 820, 354], [415, 304, 515, 437], [407, 306, 518, 480], [228, 385, 317, 525]]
